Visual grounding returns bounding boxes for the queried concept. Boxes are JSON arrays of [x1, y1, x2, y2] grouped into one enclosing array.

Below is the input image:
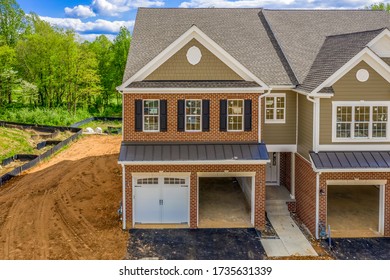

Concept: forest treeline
[[0, 0, 130, 117]]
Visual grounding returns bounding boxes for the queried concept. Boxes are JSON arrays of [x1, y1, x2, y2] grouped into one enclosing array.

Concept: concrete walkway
[[262, 186, 318, 257]]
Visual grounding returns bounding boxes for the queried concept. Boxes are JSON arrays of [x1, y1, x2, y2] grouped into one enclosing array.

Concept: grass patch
[[0, 127, 35, 162]]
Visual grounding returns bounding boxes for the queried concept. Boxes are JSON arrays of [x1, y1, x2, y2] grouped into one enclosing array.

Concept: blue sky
[[17, 0, 382, 41]]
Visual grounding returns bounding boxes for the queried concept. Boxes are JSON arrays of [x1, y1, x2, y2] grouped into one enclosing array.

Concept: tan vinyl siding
[[320, 61, 390, 145], [145, 39, 243, 81], [263, 90, 297, 144], [297, 94, 313, 160]]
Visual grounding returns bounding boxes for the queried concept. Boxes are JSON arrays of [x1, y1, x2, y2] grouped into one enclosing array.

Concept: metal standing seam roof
[[126, 80, 261, 88], [118, 143, 269, 163], [310, 151, 390, 170]]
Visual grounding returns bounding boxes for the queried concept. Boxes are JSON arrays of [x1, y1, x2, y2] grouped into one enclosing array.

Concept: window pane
[[228, 100, 243, 115], [266, 109, 274, 120], [373, 123, 387, 138], [336, 123, 351, 138], [228, 116, 243, 131], [144, 116, 158, 131], [276, 109, 284, 120], [372, 106, 387, 122], [185, 100, 201, 131], [336, 106, 352, 122], [276, 97, 285, 108], [265, 97, 274, 108], [354, 106, 370, 122], [354, 123, 369, 138]]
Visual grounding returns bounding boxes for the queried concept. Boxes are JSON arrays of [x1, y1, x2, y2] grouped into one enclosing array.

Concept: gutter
[[121, 164, 126, 230]]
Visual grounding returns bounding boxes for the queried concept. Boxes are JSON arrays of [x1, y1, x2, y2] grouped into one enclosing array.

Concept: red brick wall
[[279, 152, 291, 190], [320, 172, 390, 237], [295, 153, 317, 235], [124, 164, 266, 229], [123, 93, 260, 142]]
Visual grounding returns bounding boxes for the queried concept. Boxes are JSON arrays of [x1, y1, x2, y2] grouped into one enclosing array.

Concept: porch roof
[[118, 142, 269, 165], [310, 151, 390, 170]]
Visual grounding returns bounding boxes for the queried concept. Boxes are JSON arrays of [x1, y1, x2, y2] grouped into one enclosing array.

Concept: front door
[[266, 152, 279, 185]]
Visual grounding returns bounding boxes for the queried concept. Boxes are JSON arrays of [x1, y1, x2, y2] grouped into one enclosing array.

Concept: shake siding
[[262, 90, 297, 144], [320, 61, 390, 145], [297, 94, 313, 160], [145, 39, 243, 81]]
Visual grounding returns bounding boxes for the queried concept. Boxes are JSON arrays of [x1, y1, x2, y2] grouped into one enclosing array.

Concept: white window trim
[[142, 99, 160, 132], [332, 101, 390, 142], [227, 99, 244, 132], [264, 93, 286, 124], [185, 99, 202, 132]]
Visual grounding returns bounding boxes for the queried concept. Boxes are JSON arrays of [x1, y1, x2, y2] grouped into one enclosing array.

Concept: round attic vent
[[186, 46, 202, 65], [356, 69, 369, 82]]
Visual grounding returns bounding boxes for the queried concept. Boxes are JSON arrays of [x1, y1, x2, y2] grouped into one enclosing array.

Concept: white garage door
[[134, 176, 189, 224]]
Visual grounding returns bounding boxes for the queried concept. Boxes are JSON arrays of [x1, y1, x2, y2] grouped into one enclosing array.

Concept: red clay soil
[[0, 135, 128, 260]]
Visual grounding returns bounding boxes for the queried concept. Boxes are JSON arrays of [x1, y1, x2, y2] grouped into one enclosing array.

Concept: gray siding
[[297, 94, 313, 160], [263, 90, 297, 144], [320, 61, 390, 145]]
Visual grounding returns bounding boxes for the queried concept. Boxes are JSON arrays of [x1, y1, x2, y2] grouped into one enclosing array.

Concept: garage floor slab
[[127, 228, 266, 260]]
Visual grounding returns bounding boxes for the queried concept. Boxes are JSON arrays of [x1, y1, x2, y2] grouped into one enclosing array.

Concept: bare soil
[[0, 135, 128, 260]]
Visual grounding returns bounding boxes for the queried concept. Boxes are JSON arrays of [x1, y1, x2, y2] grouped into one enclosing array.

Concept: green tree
[[0, 44, 17, 106], [111, 27, 131, 104], [367, 2, 390, 12], [0, 0, 26, 46]]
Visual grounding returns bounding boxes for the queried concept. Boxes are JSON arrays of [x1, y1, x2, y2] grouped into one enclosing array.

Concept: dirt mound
[[0, 135, 128, 260]]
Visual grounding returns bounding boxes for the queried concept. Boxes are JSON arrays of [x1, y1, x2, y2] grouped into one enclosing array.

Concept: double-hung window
[[333, 101, 389, 141], [227, 99, 243, 131], [265, 94, 286, 123], [143, 100, 159, 132], [185, 100, 202, 131]]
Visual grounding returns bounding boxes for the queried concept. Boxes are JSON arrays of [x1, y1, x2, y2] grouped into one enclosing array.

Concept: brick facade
[[123, 93, 260, 142], [294, 153, 317, 235], [124, 164, 266, 230]]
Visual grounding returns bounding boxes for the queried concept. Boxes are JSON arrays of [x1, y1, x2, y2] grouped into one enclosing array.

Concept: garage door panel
[[162, 186, 189, 223], [134, 186, 161, 223]]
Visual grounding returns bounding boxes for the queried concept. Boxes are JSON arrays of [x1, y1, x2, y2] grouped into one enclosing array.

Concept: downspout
[[315, 172, 320, 239], [121, 164, 127, 230], [258, 88, 273, 143]]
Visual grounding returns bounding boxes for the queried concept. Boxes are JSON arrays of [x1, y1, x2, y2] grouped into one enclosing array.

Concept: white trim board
[[367, 28, 390, 58], [266, 144, 297, 152], [122, 87, 264, 94], [118, 25, 268, 91], [312, 47, 390, 94], [119, 160, 270, 165], [326, 179, 387, 185], [317, 144, 390, 151]]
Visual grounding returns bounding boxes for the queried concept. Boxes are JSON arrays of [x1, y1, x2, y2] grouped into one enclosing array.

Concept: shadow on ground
[[127, 228, 266, 260], [324, 238, 390, 260]]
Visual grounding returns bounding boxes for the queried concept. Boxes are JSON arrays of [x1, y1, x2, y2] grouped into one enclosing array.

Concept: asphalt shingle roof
[[262, 9, 390, 84], [297, 29, 385, 93], [123, 8, 390, 90], [123, 8, 292, 86]]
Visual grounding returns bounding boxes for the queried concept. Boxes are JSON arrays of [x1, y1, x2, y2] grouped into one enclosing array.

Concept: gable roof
[[262, 9, 390, 84], [122, 8, 390, 90], [123, 8, 292, 86], [297, 28, 385, 93]]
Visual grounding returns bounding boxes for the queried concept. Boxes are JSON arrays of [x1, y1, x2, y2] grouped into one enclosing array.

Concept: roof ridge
[[263, 8, 388, 12], [325, 27, 387, 38]]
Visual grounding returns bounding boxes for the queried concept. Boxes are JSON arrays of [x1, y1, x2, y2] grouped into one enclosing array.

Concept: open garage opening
[[327, 184, 385, 238], [198, 176, 253, 228]]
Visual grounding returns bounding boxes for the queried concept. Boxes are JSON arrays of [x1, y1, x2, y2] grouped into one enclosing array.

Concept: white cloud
[[65, 0, 165, 18], [77, 33, 117, 42], [40, 16, 134, 34], [179, 0, 294, 8], [65, 5, 96, 18], [179, 0, 379, 9]]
